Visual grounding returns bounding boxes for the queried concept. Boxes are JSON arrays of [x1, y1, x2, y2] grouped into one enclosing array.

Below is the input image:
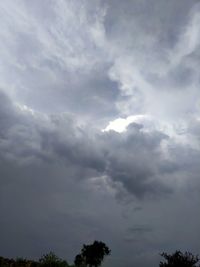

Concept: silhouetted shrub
[[39, 252, 69, 267], [160, 251, 200, 267]]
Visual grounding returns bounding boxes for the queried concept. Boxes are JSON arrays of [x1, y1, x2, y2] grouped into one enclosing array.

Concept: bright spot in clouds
[[103, 115, 150, 133]]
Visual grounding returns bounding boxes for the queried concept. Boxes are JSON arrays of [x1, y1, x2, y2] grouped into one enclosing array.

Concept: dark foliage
[[160, 251, 200, 267], [74, 254, 85, 267], [0, 256, 39, 267], [74, 240, 111, 267], [0, 252, 68, 267], [39, 252, 69, 267]]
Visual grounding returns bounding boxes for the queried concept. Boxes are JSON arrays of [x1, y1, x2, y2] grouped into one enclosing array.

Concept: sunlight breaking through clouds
[[103, 115, 150, 133], [0, 1, 200, 267]]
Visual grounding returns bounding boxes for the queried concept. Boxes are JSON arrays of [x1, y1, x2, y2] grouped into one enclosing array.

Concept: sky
[[0, 1, 200, 267]]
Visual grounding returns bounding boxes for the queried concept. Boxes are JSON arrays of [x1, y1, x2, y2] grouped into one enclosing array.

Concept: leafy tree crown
[[74, 240, 111, 267]]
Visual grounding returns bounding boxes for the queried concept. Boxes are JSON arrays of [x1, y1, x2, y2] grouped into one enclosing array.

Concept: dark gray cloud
[[1, 88, 200, 267], [0, 1, 200, 267], [128, 226, 152, 234], [0, 90, 173, 198]]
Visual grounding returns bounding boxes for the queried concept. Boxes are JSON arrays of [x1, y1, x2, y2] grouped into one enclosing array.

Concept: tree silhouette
[[160, 251, 200, 267], [74, 254, 85, 267], [39, 252, 69, 267], [74, 241, 111, 267]]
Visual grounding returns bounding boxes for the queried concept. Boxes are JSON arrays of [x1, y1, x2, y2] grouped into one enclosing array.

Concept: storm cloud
[[0, 1, 200, 267]]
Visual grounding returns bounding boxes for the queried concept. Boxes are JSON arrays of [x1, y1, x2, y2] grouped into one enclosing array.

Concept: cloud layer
[[0, 1, 200, 267]]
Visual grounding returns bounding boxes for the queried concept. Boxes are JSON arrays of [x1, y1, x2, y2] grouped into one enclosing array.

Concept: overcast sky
[[0, 1, 200, 267]]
